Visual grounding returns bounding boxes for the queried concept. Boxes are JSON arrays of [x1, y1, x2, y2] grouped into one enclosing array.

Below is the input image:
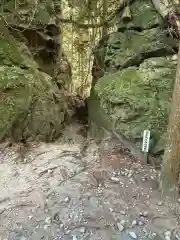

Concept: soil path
[[0, 123, 180, 240]]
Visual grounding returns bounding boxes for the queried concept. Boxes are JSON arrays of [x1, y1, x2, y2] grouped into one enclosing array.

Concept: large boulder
[[88, 0, 177, 155], [0, 0, 72, 142]]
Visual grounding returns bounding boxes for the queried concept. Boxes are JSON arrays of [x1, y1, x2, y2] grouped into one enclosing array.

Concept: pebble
[[172, 54, 178, 60], [80, 227, 86, 233], [164, 231, 171, 237], [178, 198, 180, 203], [128, 170, 134, 178], [140, 216, 145, 222], [48, 169, 53, 174], [44, 225, 49, 230], [131, 220, 137, 227], [117, 222, 124, 232], [120, 220, 126, 226], [138, 221, 144, 226], [129, 231, 138, 239], [165, 236, 171, 240], [140, 212, 148, 217], [120, 210, 126, 215], [72, 235, 77, 240], [64, 196, 70, 203], [157, 201, 163, 206], [60, 223, 64, 228], [143, 212, 148, 217], [109, 208, 114, 212], [45, 216, 51, 224], [110, 176, 120, 183]]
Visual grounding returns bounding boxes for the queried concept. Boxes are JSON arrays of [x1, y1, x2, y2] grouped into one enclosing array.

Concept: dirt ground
[[0, 123, 180, 240]]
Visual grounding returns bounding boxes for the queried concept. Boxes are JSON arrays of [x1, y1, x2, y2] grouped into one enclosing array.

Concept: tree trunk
[[160, 41, 180, 197]]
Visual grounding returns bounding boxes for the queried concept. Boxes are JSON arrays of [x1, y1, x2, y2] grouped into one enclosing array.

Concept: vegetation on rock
[[0, 0, 72, 142]]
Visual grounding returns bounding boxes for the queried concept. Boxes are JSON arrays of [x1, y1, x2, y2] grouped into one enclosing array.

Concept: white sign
[[142, 130, 150, 153]]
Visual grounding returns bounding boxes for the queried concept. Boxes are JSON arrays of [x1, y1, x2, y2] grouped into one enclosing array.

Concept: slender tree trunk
[[160, 41, 180, 197]]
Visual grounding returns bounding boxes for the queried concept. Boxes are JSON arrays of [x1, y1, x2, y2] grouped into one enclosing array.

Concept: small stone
[[140, 216, 145, 222], [44, 225, 49, 230], [80, 227, 85, 233], [117, 223, 124, 232], [60, 223, 64, 228], [128, 170, 134, 178], [157, 201, 163, 206], [44, 208, 48, 213], [165, 236, 171, 240], [45, 217, 51, 224], [110, 176, 119, 183], [120, 210, 126, 215], [172, 54, 178, 60], [109, 208, 113, 212], [164, 231, 171, 237], [28, 215, 33, 219], [72, 235, 77, 240], [64, 196, 70, 203], [132, 220, 137, 226], [129, 231, 138, 239], [120, 220, 126, 226], [178, 198, 180, 203], [143, 212, 148, 217], [138, 221, 144, 226]]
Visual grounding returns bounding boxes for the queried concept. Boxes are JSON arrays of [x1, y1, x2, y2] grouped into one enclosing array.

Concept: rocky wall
[[88, 0, 178, 155], [0, 0, 72, 142]]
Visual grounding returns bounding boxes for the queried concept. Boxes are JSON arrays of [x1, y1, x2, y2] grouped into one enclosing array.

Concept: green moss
[[0, 65, 66, 141], [0, 66, 34, 139], [117, 0, 160, 29], [0, 35, 24, 66], [105, 27, 174, 70], [93, 56, 176, 151]]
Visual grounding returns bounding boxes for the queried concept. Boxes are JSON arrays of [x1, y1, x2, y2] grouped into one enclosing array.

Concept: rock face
[[0, 0, 72, 142], [88, 0, 178, 155]]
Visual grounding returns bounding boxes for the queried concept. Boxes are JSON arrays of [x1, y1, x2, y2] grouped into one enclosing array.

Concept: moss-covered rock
[[98, 56, 175, 133], [105, 27, 176, 72], [0, 64, 67, 142], [89, 0, 177, 156], [117, 0, 160, 29], [90, 55, 176, 152], [0, 0, 72, 142]]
